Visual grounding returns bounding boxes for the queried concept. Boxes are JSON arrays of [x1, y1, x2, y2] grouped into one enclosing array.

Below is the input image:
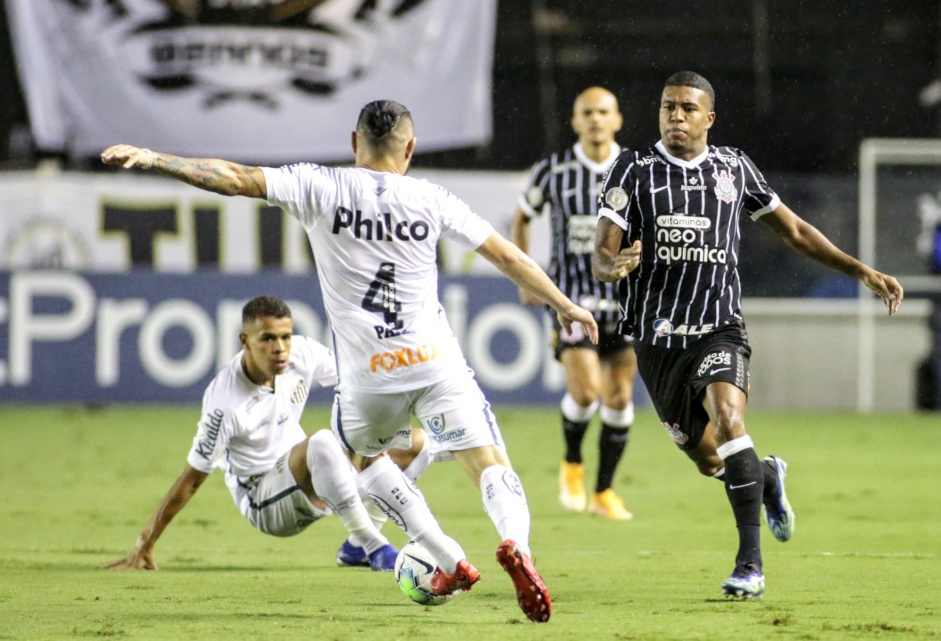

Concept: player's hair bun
[[366, 110, 397, 138], [357, 100, 412, 141]]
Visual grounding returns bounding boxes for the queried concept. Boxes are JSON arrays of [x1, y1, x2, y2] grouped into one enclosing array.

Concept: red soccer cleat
[[496, 539, 552, 623], [429, 559, 480, 596]]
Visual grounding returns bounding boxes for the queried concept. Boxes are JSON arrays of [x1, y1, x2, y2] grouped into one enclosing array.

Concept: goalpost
[[858, 138, 941, 412]]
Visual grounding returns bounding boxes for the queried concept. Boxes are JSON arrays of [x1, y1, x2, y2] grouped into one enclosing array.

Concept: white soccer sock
[[359, 456, 464, 573], [561, 392, 599, 422], [717, 435, 755, 460], [480, 464, 531, 557], [402, 436, 434, 482], [359, 482, 390, 532], [346, 452, 390, 533], [600, 401, 634, 428], [307, 431, 389, 555]]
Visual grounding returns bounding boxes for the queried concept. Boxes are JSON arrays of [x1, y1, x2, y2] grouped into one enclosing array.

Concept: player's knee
[[387, 447, 415, 472], [453, 446, 508, 486], [567, 387, 599, 409], [306, 429, 344, 471], [355, 453, 387, 472], [602, 389, 632, 412]]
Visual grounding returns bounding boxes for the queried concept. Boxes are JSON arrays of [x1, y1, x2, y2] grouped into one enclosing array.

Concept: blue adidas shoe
[[721, 569, 765, 599], [763, 456, 795, 542], [367, 544, 398, 572], [336, 540, 369, 568]]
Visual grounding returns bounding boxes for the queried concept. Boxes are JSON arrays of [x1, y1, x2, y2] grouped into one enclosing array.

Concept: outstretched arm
[[476, 232, 599, 343], [509, 207, 542, 306], [760, 203, 903, 315], [100, 144, 267, 198], [592, 217, 641, 282], [106, 464, 209, 570]]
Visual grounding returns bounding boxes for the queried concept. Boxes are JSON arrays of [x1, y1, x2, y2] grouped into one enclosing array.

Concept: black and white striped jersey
[[519, 142, 622, 325], [598, 141, 780, 349]]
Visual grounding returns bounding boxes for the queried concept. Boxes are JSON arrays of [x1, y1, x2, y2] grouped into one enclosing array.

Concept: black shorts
[[635, 326, 751, 451], [551, 316, 633, 361]]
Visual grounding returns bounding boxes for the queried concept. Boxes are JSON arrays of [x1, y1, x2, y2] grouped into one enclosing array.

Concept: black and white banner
[[6, 0, 496, 162]]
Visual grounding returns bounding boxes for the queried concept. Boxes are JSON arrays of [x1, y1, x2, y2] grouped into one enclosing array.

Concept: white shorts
[[331, 373, 505, 458], [234, 452, 332, 537]]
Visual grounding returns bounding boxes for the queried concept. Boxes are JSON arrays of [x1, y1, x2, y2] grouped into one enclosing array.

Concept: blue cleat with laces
[[367, 544, 399, 572], [336, 540, 369, 567], [721, 568, 765, 599], [763, 456, 795, 542]]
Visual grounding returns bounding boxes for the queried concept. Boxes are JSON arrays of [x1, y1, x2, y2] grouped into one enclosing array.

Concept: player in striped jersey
[[593, 71, 903, 599], [512, 87, 637, 520]]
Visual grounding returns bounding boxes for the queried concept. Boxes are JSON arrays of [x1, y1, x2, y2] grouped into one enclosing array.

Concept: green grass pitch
[[0, 405, 939, 640]]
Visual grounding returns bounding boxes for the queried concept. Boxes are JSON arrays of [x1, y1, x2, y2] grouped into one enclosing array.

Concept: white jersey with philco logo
[[262, 164, 495, 393], [186, 336, 337, 506]]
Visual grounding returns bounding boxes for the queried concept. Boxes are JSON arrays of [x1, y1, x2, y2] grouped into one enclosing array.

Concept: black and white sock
[[717, 435, 764, 573], [560, 393, 597, 464], [596, 403, 633, 492]]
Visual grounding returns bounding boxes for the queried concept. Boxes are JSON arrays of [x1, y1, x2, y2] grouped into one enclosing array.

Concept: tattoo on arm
[[155, 156, 264, 198]]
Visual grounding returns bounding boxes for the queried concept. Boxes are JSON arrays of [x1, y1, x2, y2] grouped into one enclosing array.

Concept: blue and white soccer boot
[[367, 544, 398, 572], [763, 456, 795, 542], [336, 540, 369, 568], [721, 568, 765, 599]]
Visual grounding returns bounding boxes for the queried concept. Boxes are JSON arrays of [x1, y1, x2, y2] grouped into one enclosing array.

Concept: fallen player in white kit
[[106, 296, 398, 572]]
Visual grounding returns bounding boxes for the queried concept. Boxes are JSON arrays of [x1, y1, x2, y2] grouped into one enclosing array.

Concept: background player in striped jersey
[[512, 87, 637, 520], [592, 71, 903, 599], [101, 102, 599, 622], [106, 296, 399, 572]]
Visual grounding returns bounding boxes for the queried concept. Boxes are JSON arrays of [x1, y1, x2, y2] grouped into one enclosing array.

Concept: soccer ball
[[394, 540, 455, 606]]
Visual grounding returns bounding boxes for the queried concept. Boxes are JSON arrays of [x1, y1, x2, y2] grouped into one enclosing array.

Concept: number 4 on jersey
[[362, 262, 405, 335]]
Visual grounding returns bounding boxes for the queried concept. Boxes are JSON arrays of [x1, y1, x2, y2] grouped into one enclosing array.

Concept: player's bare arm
[[760, 203, 903, 315], [476, 232, 599, 343], [106, 464, 209, 570], [509, 207, 542, 306], [100, 144, 267, 198], [592, 217, 641, 282]]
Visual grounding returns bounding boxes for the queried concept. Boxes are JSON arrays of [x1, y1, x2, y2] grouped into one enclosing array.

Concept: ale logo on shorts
[[713, 170, 738, 204], [653, 318, 674, 337], [662, 422, 689, 445], [426, 415, 446, 435]]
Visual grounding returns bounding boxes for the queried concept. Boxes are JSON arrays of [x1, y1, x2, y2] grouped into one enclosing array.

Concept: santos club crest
[[103, 0, 428, 108]]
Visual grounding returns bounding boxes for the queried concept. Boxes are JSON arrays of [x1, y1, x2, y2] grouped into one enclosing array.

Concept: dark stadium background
[[1, 0, 939, 298]]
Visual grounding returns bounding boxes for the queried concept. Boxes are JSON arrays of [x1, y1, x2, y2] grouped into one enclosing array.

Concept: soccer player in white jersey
[[106, 296, 399, 572], [592, 71, 903, 599], [101, 101, 597, 623]]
